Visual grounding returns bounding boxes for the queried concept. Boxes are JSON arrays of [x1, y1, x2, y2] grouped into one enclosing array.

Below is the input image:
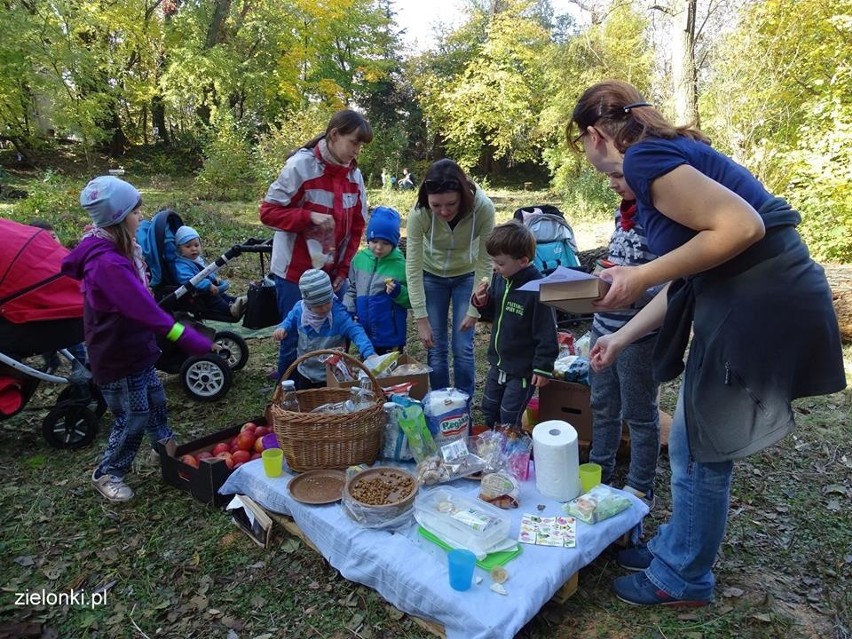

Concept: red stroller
[[0, 220, 105, 448]]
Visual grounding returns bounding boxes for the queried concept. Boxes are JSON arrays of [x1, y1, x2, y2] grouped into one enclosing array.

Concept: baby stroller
[[137, 209, 273, 401], [0, 220, 106, 449], [513, 204, 590, 325]]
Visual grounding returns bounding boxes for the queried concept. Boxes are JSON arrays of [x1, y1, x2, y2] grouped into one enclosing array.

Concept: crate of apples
[[179, 421, 278, 471]]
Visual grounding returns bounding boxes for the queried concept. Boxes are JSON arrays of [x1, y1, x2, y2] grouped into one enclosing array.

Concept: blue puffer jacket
[[344, 247, 410, 348], [279, 299, 376, 382]]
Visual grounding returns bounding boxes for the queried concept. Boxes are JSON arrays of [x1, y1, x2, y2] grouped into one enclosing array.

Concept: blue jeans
[[589, 332, 660, 494], [423, 272, 475, 399], [273, 273, 349, 377], [98, 367, 172, 479], [646, 384, 733, 600]]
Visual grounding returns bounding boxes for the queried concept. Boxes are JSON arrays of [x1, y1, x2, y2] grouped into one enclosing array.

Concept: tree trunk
[[826, 264, 852, 343], [670, 0, 699, 126]]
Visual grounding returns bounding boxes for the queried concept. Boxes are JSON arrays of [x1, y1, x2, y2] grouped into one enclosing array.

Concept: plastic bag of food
[[563, 484, 631, 524], [479, 471, 520, 509]]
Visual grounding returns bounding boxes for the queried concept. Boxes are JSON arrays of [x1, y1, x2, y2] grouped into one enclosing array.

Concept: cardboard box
[[157, 416, 267, 507], [534, 381, 672, 462], [537, 380, 593, 442], [226, 495, 273, 547], [326, 353, 430, 400]]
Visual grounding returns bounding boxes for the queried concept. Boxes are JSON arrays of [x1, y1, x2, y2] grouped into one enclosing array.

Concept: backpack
[[513, 205, 580, 275]]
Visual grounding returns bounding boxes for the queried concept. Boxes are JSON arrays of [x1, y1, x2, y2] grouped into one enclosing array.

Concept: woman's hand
[[459, 315, 478, 331], [589, 333, 625, 372], [416, 317, 434, 349], [209, 284, 219, 296], [592, 265, 649, 310], [309, 212, 334, 228], [332, 275, 345, 292], [272, 328, 288, 342]]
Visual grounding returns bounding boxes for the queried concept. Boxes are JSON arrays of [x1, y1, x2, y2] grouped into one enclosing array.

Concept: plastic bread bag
[[563, 484, 631, 524], [468, 430, 508, 474], [479, 471, 520, 509], [360, 351, 401, 378], [393, 396, 437, 463], [416, 436, 486, 485]]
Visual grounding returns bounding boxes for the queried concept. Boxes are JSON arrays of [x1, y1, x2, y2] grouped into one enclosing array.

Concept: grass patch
[[1, 174, 849, 638]]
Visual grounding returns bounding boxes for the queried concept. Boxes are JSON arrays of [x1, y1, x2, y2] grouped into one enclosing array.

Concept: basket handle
[[272, 349, 384, 403]]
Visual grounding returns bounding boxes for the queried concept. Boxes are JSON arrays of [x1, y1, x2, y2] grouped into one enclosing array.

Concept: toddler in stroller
[[173, 224, 247, 319], [0, 219, 106, 448], [137, 209, 273, 400]]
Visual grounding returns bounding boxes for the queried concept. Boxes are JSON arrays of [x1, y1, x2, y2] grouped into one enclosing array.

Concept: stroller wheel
[[57, 382, 107, 419], [180, 354, 233, 402], [213, 331, 249, 371], [42, 406, 99, 449]]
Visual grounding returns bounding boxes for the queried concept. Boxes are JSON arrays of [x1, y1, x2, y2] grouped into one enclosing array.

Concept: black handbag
[[242, 280, 281, 329]]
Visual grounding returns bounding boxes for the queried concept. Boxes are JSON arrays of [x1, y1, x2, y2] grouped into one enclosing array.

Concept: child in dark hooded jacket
[[62, 176, 212, 503], [472, 220, 558, 428]]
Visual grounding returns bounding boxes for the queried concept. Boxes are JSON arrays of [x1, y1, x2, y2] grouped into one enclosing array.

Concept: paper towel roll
[[532, 420, 581, 502]]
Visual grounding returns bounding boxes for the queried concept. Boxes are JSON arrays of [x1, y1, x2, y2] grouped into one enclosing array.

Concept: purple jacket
[[61, 236, 184, 384]]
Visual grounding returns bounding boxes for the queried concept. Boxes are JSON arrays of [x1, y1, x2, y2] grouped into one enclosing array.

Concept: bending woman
[[405, 159, 495, 399], [260, 110, 372, 377], [568, 80, 845, 607]]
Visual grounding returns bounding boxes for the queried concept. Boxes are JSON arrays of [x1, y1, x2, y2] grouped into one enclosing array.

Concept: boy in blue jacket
[[273, 269, 376, 388], [472, 221, 558, 428], [344, 206, 410, 354], [173, 225, 246, 318]]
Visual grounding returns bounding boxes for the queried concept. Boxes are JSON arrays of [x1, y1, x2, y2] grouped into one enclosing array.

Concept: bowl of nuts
[[344, 466, 419, 515]]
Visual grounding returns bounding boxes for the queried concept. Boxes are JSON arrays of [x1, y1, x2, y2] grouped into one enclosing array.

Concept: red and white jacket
[[260, 145, 367, 284]]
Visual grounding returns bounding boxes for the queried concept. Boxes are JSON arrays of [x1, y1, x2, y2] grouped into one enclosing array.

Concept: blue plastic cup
[[447, 549, 477, 591]]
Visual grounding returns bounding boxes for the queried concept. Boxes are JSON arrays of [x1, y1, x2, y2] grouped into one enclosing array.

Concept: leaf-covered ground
[[1, 179, 850, 639]]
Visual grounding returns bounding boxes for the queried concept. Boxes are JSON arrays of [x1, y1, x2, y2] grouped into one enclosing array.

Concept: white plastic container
[[414, 486, 511, 557]]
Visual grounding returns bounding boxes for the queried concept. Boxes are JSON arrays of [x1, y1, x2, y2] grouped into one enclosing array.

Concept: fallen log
[[825, 264, 852, 343]]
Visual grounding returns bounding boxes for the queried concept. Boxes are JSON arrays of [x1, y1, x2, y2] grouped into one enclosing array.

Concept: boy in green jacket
[[344, 207, 410, 353]]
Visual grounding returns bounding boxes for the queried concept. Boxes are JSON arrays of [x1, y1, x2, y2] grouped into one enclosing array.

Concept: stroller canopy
[[0, 220, 83, 324], [136, 209, 184, 289]]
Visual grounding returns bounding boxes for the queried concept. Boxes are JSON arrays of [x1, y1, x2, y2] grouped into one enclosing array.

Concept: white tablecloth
[[219, 462, 647, 639]]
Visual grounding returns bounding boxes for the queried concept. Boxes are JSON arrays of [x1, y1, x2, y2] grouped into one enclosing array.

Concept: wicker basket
[[270, 349, 385, 472]]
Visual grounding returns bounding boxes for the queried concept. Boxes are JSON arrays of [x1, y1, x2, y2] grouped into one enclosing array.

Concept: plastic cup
[[262, 448, 283, 477], [447, 549, 477, 591], [578, 462, 602, 493]]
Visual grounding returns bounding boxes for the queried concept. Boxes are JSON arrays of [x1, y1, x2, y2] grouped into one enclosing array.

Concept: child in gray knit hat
[[272, 269, 376, 388]]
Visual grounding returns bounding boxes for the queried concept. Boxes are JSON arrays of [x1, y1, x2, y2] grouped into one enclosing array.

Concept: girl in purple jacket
[[62, 176, 212, 503]]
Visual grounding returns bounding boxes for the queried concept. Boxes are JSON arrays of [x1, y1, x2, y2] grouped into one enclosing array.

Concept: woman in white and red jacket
[[260, 109, 373, 377]]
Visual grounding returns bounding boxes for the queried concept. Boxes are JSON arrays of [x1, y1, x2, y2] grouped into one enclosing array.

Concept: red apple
[[235, 432, 255, 452], [254, 437, 265, 453], [212, 442, 230, 456], [179, 454, 199, 468], [241, 421, 257, 433], [232, 450, 251, 464], [254, 426, 270, 438], [250, 452, 262, 461], [215, 451, 235, 469]]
